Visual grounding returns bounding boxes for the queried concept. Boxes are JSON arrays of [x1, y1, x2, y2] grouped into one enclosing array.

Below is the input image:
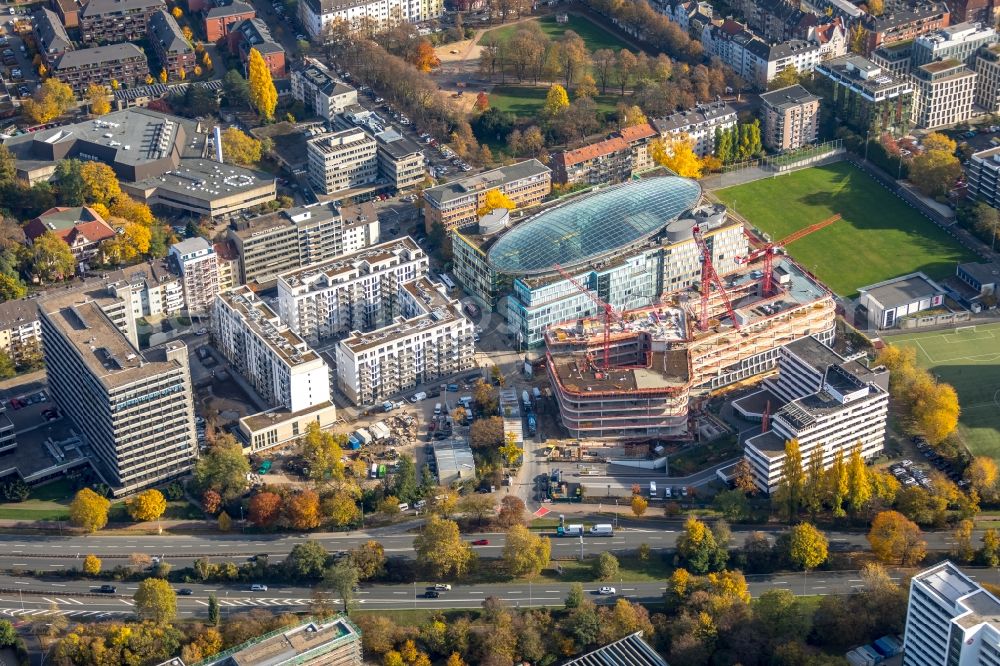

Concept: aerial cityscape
[[0, 0, 996, 662]]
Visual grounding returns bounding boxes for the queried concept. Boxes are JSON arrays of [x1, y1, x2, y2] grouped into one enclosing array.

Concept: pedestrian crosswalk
[[212, 598, 319, 607]]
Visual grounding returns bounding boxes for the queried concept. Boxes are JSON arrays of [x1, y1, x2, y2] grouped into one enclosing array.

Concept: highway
[[0, 525, 964, 570], [1, 566, 999, 620]]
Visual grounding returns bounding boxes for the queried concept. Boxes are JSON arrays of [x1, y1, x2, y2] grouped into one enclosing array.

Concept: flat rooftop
[[217, 286, 320, 367], [278, 237, 423, 289], [785, 335, 845, 372], [860, 272, 943, 308], [197, 616, 359, 666], [135, 158, 274, 202], [916, 561, 981, 606], [422, 159, 550, 207]]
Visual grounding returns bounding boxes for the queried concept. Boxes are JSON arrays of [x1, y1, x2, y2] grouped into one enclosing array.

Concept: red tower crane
[[742, 214, 841, 296], [554, 263, 619, 370], [692, 225, 741, 332]]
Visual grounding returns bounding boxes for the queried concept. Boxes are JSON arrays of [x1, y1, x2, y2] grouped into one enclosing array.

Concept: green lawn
[[891, 322, 1000, 458], [488, 85, 620, 119], [714, 162, 977, 297], [486, 14, 632, 52]]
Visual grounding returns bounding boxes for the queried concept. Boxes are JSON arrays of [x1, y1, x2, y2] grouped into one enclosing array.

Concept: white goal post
[[954, 325, 977, 334]]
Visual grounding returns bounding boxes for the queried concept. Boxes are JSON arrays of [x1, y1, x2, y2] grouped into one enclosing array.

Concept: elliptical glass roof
[[487, 176, 702, 275]]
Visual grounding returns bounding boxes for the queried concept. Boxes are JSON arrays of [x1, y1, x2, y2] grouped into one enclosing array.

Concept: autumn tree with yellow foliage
[[79, 161, 121, 206], [650, 136, 703, 179], [103, 221, 151, 264], [476, 189, 517, 217], [69, 488, 111, 532], [127, 488, 167, 522], [220, 127, 264, 166], [247, 48, 278, 121], [85, 83, 111, 116], [22, 78, 75, 125], [877, 344, 960, 444]]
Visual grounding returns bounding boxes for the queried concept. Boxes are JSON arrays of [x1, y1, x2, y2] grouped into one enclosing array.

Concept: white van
[[410, 391, 427, 403], [434, 402, 442, 415], [397, 502, 409, 512]]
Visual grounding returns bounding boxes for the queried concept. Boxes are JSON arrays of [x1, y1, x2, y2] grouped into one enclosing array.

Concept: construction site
[[544, 217, 841, 440]]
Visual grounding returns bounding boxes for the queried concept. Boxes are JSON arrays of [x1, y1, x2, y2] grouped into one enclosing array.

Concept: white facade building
[[911, 59, 977, 129], [306, 128, 378, 195], [903, 561, 1000, 665], [291, 59, 358, 120], [276, 237, 429, 343], [740, 337, 890, 493], [213, 286, 332, 413], [299, 0, 442, 42], [650, 102, 738, 157], [335, 276, 474, 405], [169, 237, 219, 316]]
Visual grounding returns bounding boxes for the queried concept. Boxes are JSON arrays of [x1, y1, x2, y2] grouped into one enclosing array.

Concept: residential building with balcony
[[214, 240, 239, 291], [276, 236, 429, 342], [911, 58, 976, 128], [51, 43, 148, 94], [291, 59, 358, 120], [759, 84, 820, 151], [306, 127, 378, 195], [227, 201, 379, 285], [299, 0, 443, 42], [550, 122, 661, 186], [149, 10, 195, 79], [34, 8, 73, 68], [169, 237, 219, 316], [422, 159, 551, 232], [52, 0, 81, 29], [39, 288, 198, 496], [80, 0, 166, 43], [204, 0, 255, 41], [814, 54, 913, 136], [739, 337, 889, 493], [650, 102, 737, 157], [0, 299, 42, 365]]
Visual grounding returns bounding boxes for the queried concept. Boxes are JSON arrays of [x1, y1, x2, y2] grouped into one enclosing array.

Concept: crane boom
[[692, 226, 741, 332], [739, 215, 841, 295], [553, 264, 618, 369]]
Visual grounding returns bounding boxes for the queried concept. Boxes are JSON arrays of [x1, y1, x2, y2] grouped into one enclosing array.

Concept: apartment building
[[291, 59, 358, 120], [306, 128, 378, 195], [740, 337, 889, 493], [422, 159, 551, 232], [25, 206, 116, 265], [34, 8, 73, 68], [276, 236, 429, 342], [149, 10, 195, 79], [52, 0, 81, 28], [51, 44, 149, 94], [760, 84, 820, 151], [814, 55, 913, 136], [860, 1, 950, 54], [0, 299, 42, 364], [214, 240, 239, 291], [550, 136, 633, 186], [80, 0, 166, 43], [903, 561, 1000, 665], [912, 21, 996, 69], [39, 290, 198, 496], [975, 43, 1000, 113], [229, 19, 286, 78], [650, 102, 738, 157], [299, 0, 443, 41], [204, 0, 255, 41], [967, 145, 1000, 207], [911, 59, 976, 129], [336, 276, 474, 405], [169, 237, 219, 316], [227, 202, 379, 285], [701, 20, 822, 90], [213, 285, 331, 413]]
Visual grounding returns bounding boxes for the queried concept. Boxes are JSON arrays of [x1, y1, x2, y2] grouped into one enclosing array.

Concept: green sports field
[[485, 15, 632, 52], [891, 323, 1000, 459], [714, 162, 977, 298]]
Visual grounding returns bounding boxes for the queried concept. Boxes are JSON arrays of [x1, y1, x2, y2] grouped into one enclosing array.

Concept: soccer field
[[714, 162, 977, 297], [891, 323, 1000, 459]]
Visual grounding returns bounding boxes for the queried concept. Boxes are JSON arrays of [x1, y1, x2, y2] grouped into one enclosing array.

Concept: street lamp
[[864, 129, 872, 162]]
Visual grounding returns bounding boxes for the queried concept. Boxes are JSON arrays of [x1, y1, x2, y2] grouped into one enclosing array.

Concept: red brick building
[[204, 0, 255, 42], [149, 10, 195, 78], [229, 18, 286, 77]]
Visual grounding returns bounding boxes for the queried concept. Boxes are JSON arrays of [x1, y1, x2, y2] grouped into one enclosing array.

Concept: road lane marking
[[49, 584, 66, 587], [120, 599, 134, 606], [10, 564, 25, 567], [195, 601, 209, 606]]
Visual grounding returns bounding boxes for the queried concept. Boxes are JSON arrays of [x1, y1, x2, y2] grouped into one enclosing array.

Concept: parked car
[[598, 586, 616, 595]]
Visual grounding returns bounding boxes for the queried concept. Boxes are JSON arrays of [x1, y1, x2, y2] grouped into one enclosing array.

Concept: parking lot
[[888, 437, 969, 490]]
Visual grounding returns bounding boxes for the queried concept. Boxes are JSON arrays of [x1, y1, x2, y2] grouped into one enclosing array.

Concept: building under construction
[[545, 253, 837, 440]]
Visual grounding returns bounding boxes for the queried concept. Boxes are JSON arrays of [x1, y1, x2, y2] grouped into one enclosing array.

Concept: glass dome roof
[[487, 176, 702, 276]]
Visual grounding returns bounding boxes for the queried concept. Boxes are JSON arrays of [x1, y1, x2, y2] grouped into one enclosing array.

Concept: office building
[[975, 44, 1000, 113], [169, 237, 220, 316], [25, 206, 116, 265], [291, 59, 358, 120], [871, 40, 914, 77], [276, 236, 429, 343], [195, 615, 362, 666], [39, 289, 198, 496], [0, 299, 42, 364], [650, 102, 738, 157], [51, 43, 149, 94], [34, 7, 73, 67], [307, 128, 378, 195], [80, 0, 166, 43], [204, 0, 255, 41], [911, 59, 976, 128], [149, 10, 196, 79], [299, 0, 443, 41], [374, 128, 425, 191], [4, 109, 276, 217], [856, 272, 947, 329], [336, 275, 474, 406], [422, 159, 551, 232], [814, 55, 913, 136], [903, 561, 1000, 665], [227, 201, 379, 285], [213, 285, 332, 413], [760, 84, 820, 151], [228, 18, 286, 78], [911, 21, 996, 69], [859, 1, 950, 54], [738, 337, 888, 493]]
